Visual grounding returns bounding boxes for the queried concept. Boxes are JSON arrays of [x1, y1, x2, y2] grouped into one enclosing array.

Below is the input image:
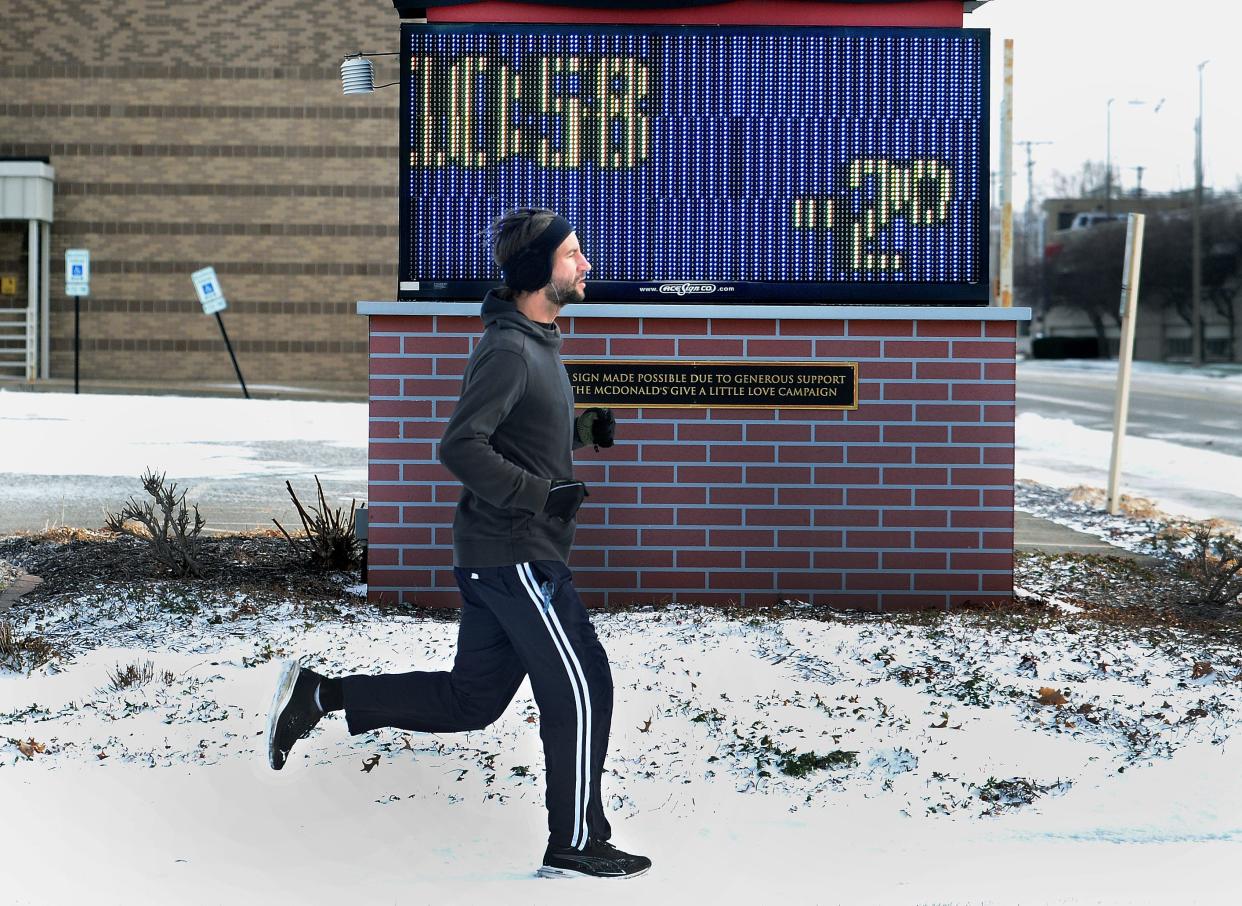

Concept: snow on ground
[[1014, 359, 1242, 524], [0, 389, 367, 482], [1015, 412, 1242, 525], [3, 584, 1241, 905]]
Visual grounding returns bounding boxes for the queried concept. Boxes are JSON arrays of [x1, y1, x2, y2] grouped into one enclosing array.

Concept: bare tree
[[1044, 219, 1127, 353], [1044, 201, 1242, 360], [1048, 161, 1109, 200]]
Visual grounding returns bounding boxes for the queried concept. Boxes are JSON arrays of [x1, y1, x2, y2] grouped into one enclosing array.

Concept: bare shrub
[[273, 476, 360, 571], [1176, 525, 1242, 607], [105, 469, 206, 578]]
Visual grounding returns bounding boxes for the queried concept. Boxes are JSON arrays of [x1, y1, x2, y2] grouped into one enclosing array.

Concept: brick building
[[0, 0, 401, 392]]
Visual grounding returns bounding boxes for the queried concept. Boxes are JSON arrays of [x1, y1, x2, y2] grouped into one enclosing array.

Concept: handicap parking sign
[[191, 266, 228, 315], [65, 249, 90, 297]]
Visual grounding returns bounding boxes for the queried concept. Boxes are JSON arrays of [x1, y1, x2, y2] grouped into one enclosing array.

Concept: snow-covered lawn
[[2, 561, 1240, 905]]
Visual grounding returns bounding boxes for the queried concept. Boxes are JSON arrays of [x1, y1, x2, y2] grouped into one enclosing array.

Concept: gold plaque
[[564, 360, 859, 409]]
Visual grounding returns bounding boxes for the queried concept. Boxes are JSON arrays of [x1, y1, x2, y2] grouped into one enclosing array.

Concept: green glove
[[575, 407, 615, 450]]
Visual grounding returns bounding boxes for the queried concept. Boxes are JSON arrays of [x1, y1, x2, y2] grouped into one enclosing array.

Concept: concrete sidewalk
[[1015, 511, 1158, 562]]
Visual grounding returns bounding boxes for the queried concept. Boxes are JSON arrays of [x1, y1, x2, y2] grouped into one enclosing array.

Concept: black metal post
[[214, 311, 250, 399], [73, 296, 80, 394]]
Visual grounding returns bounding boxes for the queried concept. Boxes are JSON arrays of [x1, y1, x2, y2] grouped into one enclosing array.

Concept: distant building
[[1041, 196, 1190, 234], [0, 0, 398, 393]]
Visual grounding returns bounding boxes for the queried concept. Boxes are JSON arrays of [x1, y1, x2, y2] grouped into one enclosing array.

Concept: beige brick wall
[[1, 0, 400, 389]]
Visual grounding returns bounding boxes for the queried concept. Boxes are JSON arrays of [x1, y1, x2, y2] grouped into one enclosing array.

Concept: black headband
[[500, 215, 574, 292]]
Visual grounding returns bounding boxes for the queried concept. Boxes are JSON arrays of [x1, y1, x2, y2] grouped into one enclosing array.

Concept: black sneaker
[[266, 660, 325, 770], [537, 839, 651, 879]]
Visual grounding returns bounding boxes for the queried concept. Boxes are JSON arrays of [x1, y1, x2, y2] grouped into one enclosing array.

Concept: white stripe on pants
[[516, 561, 592, 850]]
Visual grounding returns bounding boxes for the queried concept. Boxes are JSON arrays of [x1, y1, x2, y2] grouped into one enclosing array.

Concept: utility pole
[[1192, 60, 1209, 366], [1017, 139, 1052, 267], [998, 38, 1014, 307]]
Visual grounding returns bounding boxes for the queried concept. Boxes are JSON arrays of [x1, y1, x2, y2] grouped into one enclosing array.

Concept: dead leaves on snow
[[8, 736, 47, 759], [929, 712, 962, 730], [1037, 687, 1069, 707]]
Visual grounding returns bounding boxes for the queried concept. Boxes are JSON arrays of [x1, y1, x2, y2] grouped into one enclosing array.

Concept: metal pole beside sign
[[998, 38, 1014, 307], [1106, 214, 1146, 515], [65, 249, 90, 394], [191, 266, 250, 399]]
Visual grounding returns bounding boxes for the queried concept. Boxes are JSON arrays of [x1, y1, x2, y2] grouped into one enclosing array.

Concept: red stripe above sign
[[426, 0, 963, 26]]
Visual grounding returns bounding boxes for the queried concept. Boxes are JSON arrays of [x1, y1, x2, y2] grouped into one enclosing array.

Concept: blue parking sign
[[65, 249, 90, 296], [191, 266, 228, 315]]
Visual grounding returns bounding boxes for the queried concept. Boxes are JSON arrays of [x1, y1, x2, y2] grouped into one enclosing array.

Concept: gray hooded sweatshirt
[[438, 290, 580, 568]]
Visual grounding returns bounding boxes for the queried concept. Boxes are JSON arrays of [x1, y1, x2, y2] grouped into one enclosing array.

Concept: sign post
[[64, 249, 90, 394], [191, 266, 249, 399], [1106, 214, 1146, 515]]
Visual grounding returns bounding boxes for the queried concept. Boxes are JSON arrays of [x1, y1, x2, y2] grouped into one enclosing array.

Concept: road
[[1017, 362, 1242, 459]]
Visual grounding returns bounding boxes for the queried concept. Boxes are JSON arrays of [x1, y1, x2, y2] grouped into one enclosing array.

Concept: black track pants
[[340, 560, 614, 849]]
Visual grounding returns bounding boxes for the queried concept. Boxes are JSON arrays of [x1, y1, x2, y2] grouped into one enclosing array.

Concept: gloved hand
[[544, 479, 589, 522], [575, 407, 615, 450]]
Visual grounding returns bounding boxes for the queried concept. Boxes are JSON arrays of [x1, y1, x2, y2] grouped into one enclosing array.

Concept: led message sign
[[400, 24, 989, 303]]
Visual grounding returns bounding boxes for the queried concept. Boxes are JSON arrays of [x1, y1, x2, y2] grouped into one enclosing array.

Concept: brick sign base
[[359, 303, 1030, 611]]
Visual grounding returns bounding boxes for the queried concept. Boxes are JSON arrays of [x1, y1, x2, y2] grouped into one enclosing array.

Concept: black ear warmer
[[500, 215, 574, 291]]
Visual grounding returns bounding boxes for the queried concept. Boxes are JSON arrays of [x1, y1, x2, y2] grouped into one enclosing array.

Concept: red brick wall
[[366, 312, 1017, 611]]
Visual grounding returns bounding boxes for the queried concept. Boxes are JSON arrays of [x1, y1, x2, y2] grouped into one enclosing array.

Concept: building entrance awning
[[0, 158, 54, 383], [0, 159, 55, 223]]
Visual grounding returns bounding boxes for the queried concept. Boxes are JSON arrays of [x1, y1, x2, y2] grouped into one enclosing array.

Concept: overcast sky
[[970, 0, 1238, 208]]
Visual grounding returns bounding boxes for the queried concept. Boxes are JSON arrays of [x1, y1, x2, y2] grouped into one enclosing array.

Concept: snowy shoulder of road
[[1019, 358, 1242, 395], [1015, 361, 1242, 530], [0, 389, 368, 481]]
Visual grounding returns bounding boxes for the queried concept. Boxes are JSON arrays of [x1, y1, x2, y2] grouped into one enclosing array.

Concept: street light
[[1105, 98, 1157, 213], [1106, 98, 1115, 213]]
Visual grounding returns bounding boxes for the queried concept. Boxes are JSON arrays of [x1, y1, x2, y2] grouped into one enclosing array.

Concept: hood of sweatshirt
[[480, 289, 562, 349]]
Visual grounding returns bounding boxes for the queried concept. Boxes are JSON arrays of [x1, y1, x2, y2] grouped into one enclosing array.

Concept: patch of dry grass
[[0, 619, 59, 671], [101, 660, 177, 692]]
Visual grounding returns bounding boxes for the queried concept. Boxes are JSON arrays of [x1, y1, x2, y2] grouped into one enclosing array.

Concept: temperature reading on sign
[[402, 25, 988, 302]]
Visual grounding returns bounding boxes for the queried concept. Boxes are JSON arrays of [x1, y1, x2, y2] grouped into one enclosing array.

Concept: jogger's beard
[[546, 276, 585, 310]]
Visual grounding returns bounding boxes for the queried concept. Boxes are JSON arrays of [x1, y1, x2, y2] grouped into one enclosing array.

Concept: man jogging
[[266, 208, 650, 880]]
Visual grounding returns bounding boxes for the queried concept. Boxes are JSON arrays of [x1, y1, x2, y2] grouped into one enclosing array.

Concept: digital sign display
[[400, 23, 989, 304]]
